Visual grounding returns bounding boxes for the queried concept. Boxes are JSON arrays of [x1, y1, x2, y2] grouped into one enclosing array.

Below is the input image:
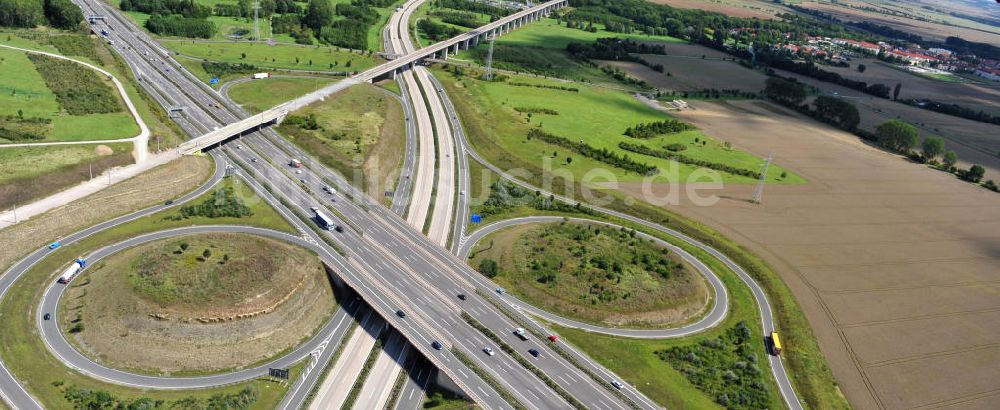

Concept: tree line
[[623, 119, 696, 139], [898, 99, 1000, 127], [527, 128, 659, 176], [618, 142, 762, 179], [0, 0, 82, 29]]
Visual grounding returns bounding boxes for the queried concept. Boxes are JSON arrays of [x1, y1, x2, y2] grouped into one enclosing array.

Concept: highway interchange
[[0, 0, 804, 408]]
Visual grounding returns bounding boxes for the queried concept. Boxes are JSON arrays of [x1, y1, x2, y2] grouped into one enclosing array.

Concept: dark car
[[396, 310, 406, 318], [43, 313, 51, 321], [334, 225, 344, 233], [457, 293, 467, 301], [528, 348, 540, 358], [431, 341, 442, 350], [164, 199, 174, 205]]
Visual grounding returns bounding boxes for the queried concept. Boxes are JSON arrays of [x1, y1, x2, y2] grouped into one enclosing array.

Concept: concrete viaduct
[[177, 0, 568, 155]]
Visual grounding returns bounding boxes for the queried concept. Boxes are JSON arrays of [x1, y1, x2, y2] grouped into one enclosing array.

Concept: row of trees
[[618, 142, 762, 179], [0, 0, 81, 29], [527, 128, 659, 176], [756, 51, 894, 99], [623, 119, 695, 139]]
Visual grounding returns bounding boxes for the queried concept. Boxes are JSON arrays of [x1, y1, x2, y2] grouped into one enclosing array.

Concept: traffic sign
[[471, 214, 482, 223], [209, 77, 219, 85], [268, 368, 289, 379]]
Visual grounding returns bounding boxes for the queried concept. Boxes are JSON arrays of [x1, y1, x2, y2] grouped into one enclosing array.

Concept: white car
[[483, 347, 495, 356], [295, 169, 303, 174], [611, 380, 624, 390]]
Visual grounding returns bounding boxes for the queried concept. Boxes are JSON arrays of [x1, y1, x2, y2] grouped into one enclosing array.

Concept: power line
[[483, 33, 496, 80], [750, 153, 772, 204]]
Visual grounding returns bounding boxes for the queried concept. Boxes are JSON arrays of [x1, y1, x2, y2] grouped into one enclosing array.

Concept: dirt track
[[619, 99, 1000, 409]]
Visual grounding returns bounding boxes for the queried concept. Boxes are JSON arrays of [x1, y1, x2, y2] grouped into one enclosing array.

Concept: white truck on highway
[[252, 72, 270, 79], [57, 259, 87, 284]]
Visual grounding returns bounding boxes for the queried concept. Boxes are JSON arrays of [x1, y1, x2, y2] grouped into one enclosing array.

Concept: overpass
[[177, 0, 567, 155]]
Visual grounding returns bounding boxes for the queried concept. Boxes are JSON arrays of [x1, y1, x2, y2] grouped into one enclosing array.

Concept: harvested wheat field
[[617, 99, 1000, 409], [649, 0, 787, 19], [603, 56, 767, 92], [772, 69, 1000, 178]]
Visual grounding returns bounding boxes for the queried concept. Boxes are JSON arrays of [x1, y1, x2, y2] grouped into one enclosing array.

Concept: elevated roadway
[[175, 0, 567, 155]]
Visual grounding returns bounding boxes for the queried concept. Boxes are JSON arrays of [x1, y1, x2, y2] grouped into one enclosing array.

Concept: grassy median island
[[59, 233, 336, 374], [275, 84, 404, 199], [469, 221, 709, 328]]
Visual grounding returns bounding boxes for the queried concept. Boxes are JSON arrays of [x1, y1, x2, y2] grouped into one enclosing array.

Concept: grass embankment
[[468, 221, 709, 328], [0, 171, 302, 407], [0, 46, 137, 142], [447, 72, 844, 408], [227, 76, 333, 113], [437, 67, 801, 185], [60, 232, 335, 374], [0, 143, 133, 210], [275, 84, 405, 197], [162, 40, 382, 73]]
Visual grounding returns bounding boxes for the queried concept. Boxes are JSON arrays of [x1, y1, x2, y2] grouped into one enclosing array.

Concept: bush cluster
[[0, 114, 51, 141], [528, 128, 658, 176], [62, 385, 258, 409], [658, 321, 772, 409], [513, 107, 559, 115], [623, 119, 696, 138], [201, 61, 257, 77], [477, 179, 598, 218], [179, 187, 253, 219]]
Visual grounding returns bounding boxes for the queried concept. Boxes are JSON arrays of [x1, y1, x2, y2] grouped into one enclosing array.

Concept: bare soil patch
[[615, 99, 1000, 409], [468, 222, 710, 328], [60, 233, 336, 374]]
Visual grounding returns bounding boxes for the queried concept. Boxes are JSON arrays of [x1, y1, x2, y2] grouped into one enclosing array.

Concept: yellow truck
[[770, 331, 783, 356]]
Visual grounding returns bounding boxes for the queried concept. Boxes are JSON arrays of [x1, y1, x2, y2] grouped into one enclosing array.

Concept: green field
[[0, 172, 300, 408], [162, 40, 382, 73], [437, 67, 800, 185], [275, 84, 405, 197], [482, 17, 684, 50], [0, 47, 138, 142], [468, 221, 708, 328], [228, 76, 334, 113]]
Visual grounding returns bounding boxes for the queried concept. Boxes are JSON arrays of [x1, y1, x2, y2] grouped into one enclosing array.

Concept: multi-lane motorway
[[3, 0, 648, 409], [0, 0, 805, 408]]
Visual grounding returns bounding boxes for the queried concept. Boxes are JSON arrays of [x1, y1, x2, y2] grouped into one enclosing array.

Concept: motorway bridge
[[175, 0, 568, 155]]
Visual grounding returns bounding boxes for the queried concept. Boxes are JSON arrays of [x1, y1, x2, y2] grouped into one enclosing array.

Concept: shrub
[[478, 258, 499, 278], [179, 187, 253, 218]]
